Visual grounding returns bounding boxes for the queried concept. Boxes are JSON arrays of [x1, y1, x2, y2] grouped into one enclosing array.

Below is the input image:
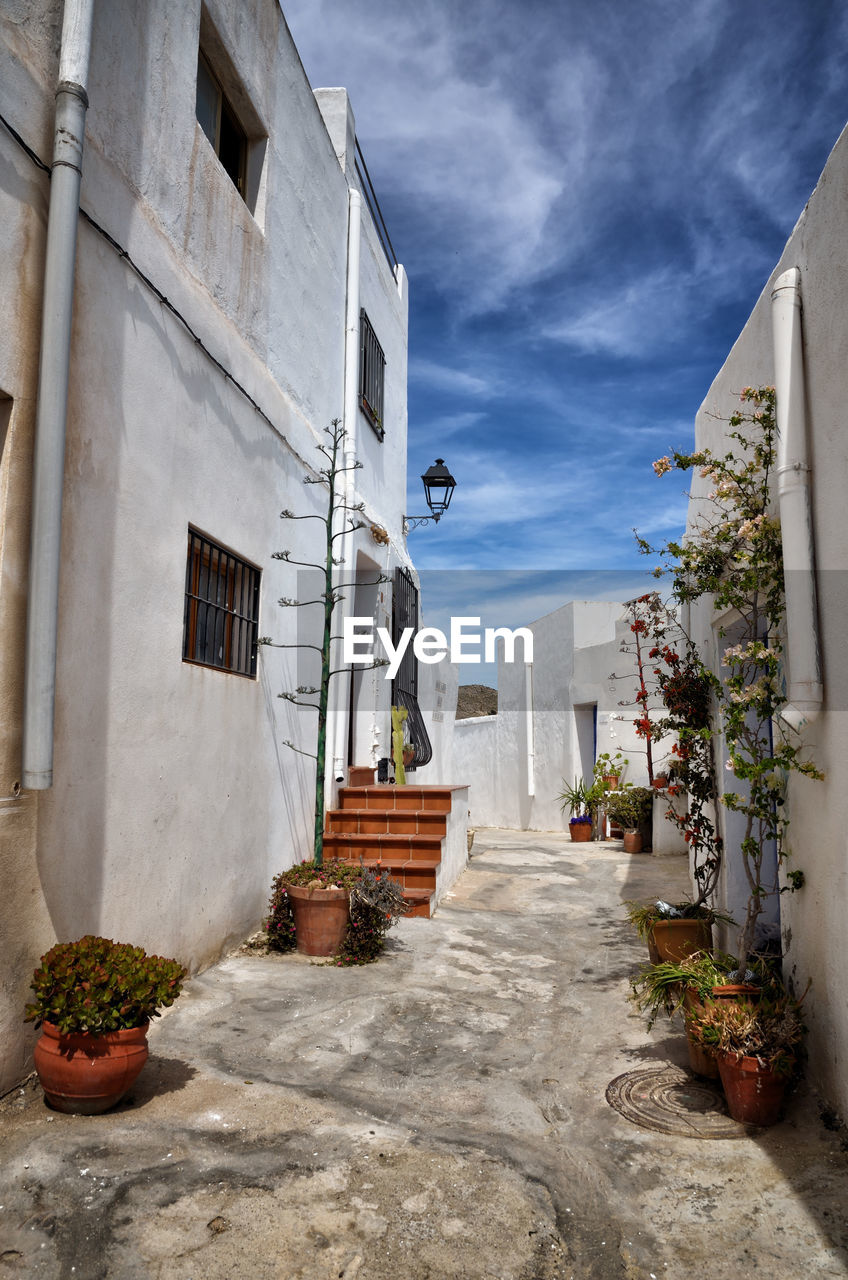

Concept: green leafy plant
[[630, 949, 737, 1029], [644, 387, 824, 967], [604, 785, 653, 833], [594, 751, 629, 783], [24, 936, 186, 1035]]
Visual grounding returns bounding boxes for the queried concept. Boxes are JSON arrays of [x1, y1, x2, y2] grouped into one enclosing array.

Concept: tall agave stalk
[[260, 420, 385, 865]]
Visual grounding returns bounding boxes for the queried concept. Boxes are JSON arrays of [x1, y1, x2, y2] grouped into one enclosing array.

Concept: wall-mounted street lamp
[[404, 459, 457, 534]]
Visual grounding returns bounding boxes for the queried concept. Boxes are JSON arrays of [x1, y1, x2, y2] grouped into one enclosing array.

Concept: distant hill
[[455, 684, 498, 719]]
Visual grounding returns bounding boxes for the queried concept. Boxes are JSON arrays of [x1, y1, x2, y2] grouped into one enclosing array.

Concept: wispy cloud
[[284, 0, 848, 581]]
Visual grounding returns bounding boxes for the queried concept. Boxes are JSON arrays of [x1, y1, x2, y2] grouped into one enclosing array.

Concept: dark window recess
[[359, 310, 386, 440], [196, 51, 247, 198], [183, 530, 260, 677], [390, 567, 432, 770]]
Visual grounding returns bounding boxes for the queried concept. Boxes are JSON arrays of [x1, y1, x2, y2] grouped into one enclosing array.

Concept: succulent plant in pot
[[25, 935, 186, 1114], [685, 985, 808, 1125], [266, 861, 406, 964]]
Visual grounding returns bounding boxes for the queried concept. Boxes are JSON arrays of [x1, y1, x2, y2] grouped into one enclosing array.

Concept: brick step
[[326, 809, 447, 838], [338, 785, 453, 814], [323, 833, 444, 863], [402, 888, 433, 919], [337, 857, 439, 890]]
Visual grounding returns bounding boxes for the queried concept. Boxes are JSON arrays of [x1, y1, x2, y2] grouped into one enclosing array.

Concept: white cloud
[[408, 359, 493, 397]]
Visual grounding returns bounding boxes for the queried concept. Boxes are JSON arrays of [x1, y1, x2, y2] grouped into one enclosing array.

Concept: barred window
[[359, 309, 385, 440], [183, 530, 260, 677]]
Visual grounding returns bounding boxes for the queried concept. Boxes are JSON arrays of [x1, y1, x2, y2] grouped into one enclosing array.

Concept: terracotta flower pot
[[651, 917, 712, 963], [34, 1020, 149, 1114], [602, 774, 620, 790], [622, 830, 643, 854], [652, 775, 668, 789], [711, 984, 760, 1002], [287, 884, 350, 956], [403, 746, 415, 766], [717, 1051, 788, 1126], [569, 821, 593, 842]]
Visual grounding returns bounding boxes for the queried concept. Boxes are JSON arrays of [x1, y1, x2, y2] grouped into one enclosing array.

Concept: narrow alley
[[2, 833, 847, 1280]]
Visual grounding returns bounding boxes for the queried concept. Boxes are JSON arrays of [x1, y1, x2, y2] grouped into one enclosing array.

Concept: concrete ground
[[2, 830, 848, 1280]]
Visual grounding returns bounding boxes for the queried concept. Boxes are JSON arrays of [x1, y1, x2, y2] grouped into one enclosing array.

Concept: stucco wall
[[0, 1, 419, 1092], [685, 121, 848, 1118], [455, 601, 660, 831]]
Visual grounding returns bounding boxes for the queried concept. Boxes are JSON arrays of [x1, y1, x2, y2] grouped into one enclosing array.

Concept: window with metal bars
[[359, 309, 385, 440], [183, 530, 260, 677]]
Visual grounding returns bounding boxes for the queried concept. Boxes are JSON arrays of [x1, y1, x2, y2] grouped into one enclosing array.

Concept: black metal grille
[[391, 567, 432, 770], [359, 309, 385, 440], [183, 530, 260, 677]]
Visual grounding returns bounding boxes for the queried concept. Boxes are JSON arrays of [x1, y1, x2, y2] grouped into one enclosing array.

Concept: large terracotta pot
[[569, 821, 593, 842], [287, 885, 350, 956], [652, 917, 712, 963], [717, 1051, 788, 1126], [622, 831, 643, 854], [34, 1021, 149, 1114]]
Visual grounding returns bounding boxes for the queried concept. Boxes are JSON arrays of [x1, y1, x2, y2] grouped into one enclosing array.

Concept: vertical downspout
[[525, 659, 535, 798], [770, 267, 823, 732], [22, 0, 96, 790], [328, 188, 361, 789]]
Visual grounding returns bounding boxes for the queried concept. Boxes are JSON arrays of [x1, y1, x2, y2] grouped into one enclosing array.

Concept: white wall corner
[[313, 87, 356, 180]]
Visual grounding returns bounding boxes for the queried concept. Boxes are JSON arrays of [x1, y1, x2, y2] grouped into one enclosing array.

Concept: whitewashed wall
[[682, 121, 848, 1121], [0, 1, 414, 1091], [455, 601, 660, 830]]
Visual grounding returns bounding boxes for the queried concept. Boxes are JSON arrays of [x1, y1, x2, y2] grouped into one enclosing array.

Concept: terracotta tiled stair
[[324, 785, 455, 918]]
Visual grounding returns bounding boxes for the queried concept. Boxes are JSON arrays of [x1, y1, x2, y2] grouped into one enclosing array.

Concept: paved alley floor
[[2, 830, 848, 1280]]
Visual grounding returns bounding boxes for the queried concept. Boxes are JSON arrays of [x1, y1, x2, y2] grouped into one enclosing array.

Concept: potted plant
[[604, 786, 652, 853], [624, 898, 732, 963], [594, 751, 629, 790], [631, 949, 737, 1077], [267, 862, 406, 963], [267, 859, 365, 956], [685, 985, 807, 1125], [24, 935, 186, 1114], [557, 778, 595, 841]]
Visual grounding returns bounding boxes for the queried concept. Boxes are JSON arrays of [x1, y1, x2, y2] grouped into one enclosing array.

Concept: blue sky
[[285, 0, 848, 680]]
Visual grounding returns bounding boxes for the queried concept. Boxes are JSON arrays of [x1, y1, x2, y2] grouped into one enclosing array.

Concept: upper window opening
[[359, 310, 385, 441], [196, 51, 247, 198]]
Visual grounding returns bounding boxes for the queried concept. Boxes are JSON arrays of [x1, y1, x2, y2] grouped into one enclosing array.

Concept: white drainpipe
[[770, 267, 823, 732], [22, 0, 96, 790], [525, 659, 535, 797], [328, 188, 361, 788]]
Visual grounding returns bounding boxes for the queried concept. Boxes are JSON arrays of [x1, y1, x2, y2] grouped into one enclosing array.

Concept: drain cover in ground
[[606, 1065, 749, 1139]]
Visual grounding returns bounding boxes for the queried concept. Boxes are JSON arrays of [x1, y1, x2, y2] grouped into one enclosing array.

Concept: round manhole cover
[[606, 1065, 752, 1139]]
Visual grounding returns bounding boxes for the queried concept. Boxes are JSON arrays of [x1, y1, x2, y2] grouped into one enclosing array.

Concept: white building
[[678, 119, 848, 1121], [0, 1, 456, 1093], [455, 600, 672, 833]]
